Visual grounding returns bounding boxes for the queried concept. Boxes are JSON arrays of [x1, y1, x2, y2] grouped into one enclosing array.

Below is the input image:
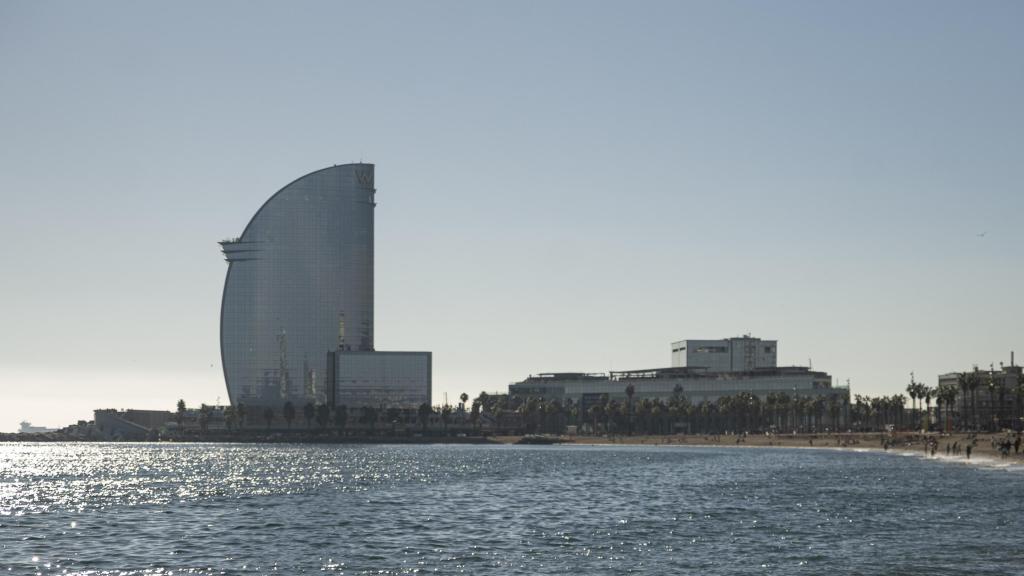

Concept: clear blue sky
[[1, 1, 1022, 431]]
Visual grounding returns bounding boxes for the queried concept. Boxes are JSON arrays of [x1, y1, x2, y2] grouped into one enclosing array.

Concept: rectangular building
[[936, 364, 1022, 430], [671, 336, 777, 372], [330, 350, 431, 409], [509, 366, 837, 406]]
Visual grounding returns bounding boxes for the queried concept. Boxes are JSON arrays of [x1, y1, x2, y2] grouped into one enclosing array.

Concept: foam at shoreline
[[564, 438, 1024, 471]]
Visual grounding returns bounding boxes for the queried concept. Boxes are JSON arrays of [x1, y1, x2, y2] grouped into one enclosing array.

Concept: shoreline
[[4, 431, 1022, 466], [540, 431, 1024, 465]]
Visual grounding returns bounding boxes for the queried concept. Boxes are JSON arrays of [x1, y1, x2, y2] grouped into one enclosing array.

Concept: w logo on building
[[355, 168, 373, 188]]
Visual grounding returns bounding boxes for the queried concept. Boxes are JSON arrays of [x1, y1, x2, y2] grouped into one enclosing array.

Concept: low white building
[[510, 366, 838, 408]]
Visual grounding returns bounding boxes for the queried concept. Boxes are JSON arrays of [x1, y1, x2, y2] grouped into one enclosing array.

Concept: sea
[[1, 442, 1021, 575]]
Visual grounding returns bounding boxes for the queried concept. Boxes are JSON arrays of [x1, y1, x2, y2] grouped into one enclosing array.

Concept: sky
[[1, 0, 1022, 432]]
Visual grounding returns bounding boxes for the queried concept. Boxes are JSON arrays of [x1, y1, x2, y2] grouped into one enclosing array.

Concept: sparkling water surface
[[1, 442, 1020, 574]]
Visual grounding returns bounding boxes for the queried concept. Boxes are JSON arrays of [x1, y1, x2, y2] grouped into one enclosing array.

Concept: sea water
[[1, 442, 1020, 574]]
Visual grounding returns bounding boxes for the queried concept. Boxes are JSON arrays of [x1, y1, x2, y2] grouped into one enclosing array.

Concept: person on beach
[[1015, 436, 1021, 455], [966, 445, 972, 460]]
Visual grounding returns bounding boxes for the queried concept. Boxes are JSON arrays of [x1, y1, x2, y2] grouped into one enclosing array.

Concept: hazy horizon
[[2, 0, 1023, 432]]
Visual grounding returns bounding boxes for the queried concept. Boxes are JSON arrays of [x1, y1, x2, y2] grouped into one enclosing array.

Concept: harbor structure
[[219, 164, 430, 409]]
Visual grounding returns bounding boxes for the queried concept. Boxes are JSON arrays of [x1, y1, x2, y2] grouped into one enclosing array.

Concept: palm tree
[[636, 398, 652, 435], [893, 395, 906, 430], [906, 378, 918, 416], [777, 393, 791, 432], [302, 402, 315, 428], [283, 401, 296, 429], [996, 373, 1008, 431], [176, 399, 186, 428], [441, 404, 452, 435], [869, 396, 884, 431], [1015, 373, 1024, 430], [361, 405, 379, 434], [987, 369, 999, 431], [968, 369, 981, 430], [936, 386, 946, 430], [588, 404, 603, 434], [669, 387, 690, 433], [697, 401, 712, 434], [198, 404, 211, 434], [470, 400, 481, 432], [625, 384, 636, 435], [922, 386, 934, 431], [939, 383, 958, 433], [828, 394, 840, 432], [316, 404, 330, 429], [811, 395, 826, 433], [670, 384, 684, 407], [957, 372, 970, 431], [605, 399, 620, 434], [542, 400, 562, 434], [263, 406, 274, 430], [417, 402, 432, 433], [224, 406, 236, 432], [459, 392, 469, 412], [334, 405, 348, 435]]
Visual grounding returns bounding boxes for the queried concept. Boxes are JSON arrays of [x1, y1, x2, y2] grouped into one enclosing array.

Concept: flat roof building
[[510, 366, 838, 407], [511, 336, 844, 418], [329, 350, 431, 409], [671, 336, 777, 372]]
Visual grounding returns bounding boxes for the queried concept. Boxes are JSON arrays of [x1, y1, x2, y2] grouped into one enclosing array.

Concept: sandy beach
[[496, 431, 1024, 465]]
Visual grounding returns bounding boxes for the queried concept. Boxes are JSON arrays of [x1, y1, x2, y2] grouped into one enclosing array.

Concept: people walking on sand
[[966, 444, 972, 460], [1015, 435, 1021, 455]]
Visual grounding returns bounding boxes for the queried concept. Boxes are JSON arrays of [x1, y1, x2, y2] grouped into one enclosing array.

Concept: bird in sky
[[977, 232, 987, 237]]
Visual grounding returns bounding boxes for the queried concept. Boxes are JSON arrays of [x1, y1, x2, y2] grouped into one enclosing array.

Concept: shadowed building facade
[[219, 164, 429, 408]]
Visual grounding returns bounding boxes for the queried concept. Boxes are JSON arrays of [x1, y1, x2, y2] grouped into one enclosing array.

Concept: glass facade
[[220, 164, 375, 406], [333, 351, 432, 409]]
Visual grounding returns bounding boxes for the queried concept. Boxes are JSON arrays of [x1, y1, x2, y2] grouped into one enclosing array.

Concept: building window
[[696, 346, 728, 353]]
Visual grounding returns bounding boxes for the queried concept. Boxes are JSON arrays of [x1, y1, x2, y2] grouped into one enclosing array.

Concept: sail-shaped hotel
[[219, 164, 430, 409]]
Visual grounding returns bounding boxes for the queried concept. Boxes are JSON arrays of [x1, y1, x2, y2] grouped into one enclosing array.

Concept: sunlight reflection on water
[[0, 442, 1021, 574]]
